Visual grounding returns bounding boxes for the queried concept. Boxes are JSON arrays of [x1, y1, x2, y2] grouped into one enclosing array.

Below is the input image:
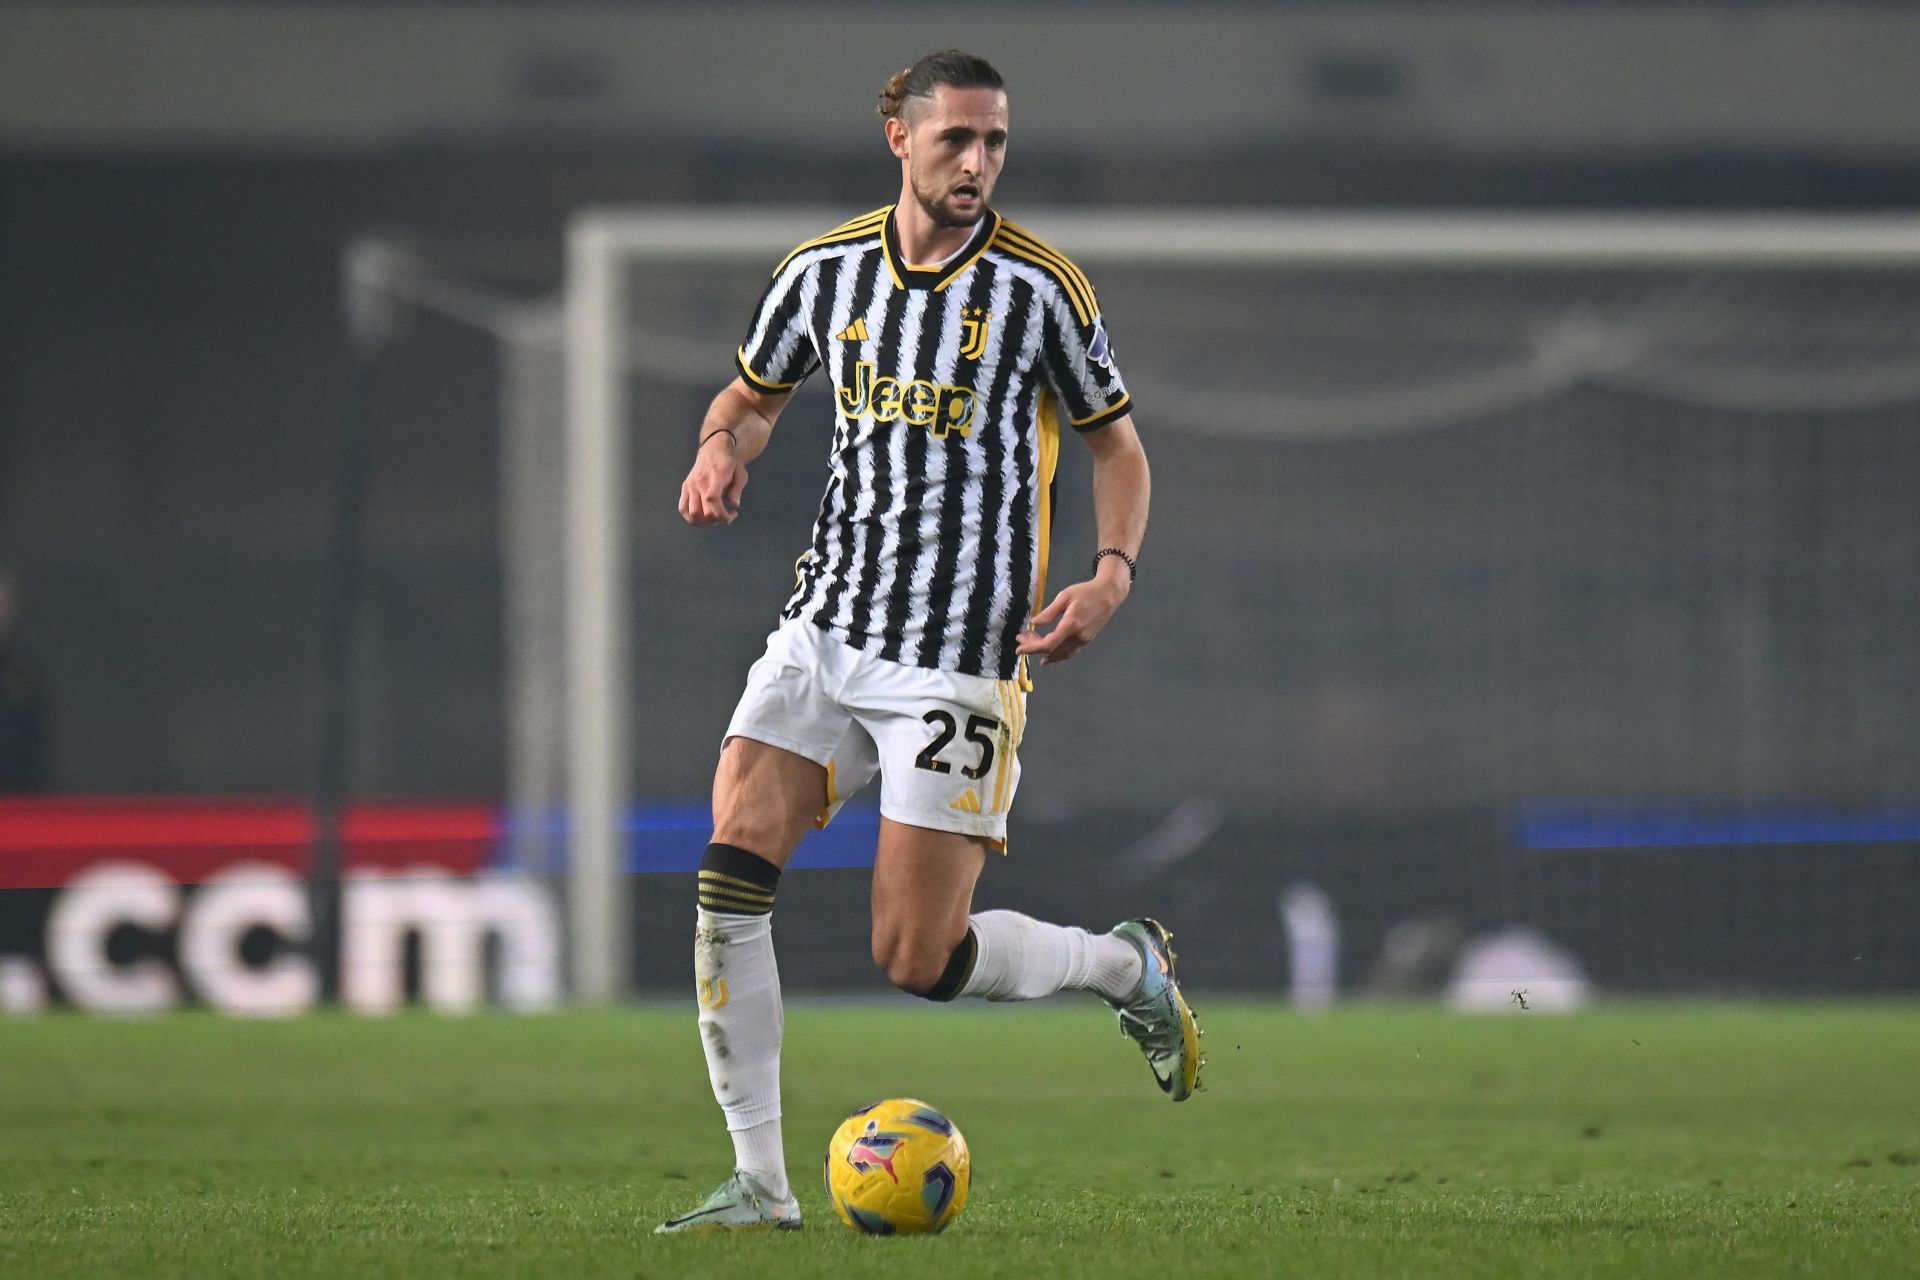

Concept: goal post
[[557, 209, 1920, 1002]]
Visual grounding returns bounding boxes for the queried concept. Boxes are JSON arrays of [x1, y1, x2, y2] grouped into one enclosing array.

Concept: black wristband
[[699, 428, 739, 453], [1093, 547, 1137, 584]]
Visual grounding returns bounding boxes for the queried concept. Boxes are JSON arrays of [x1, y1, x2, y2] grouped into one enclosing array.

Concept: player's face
[[900, 85, 1008, 229]]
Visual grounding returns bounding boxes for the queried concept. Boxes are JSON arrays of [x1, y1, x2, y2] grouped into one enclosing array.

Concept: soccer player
[[657, 50, 1201, 1234]]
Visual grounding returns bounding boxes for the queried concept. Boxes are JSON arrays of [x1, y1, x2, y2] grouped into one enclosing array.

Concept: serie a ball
[[822, 1097, 972, 1235]]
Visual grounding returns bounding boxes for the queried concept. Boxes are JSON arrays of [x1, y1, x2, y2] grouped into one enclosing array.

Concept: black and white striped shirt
[[736, 205, 1132, 680]]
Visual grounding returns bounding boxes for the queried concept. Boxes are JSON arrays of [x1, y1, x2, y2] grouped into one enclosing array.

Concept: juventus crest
[[959, 307, 993, 361]]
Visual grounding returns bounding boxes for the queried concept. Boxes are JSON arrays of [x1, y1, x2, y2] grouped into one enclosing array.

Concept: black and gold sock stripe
[[697, 842, 782, 916]]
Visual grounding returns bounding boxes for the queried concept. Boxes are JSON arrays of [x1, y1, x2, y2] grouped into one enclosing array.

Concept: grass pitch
[[3, 1001, 1918, 1278]]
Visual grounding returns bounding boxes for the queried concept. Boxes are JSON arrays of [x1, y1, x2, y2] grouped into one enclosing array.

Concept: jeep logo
[[837, 361, 977, 438]]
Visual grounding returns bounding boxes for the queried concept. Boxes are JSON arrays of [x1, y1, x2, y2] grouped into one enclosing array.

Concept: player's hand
[[1015, 575, 1128, 665], [679, 436, 749, 525]]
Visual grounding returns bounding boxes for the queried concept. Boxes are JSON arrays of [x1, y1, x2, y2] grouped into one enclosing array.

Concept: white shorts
[[724, 620, 1028, 842]]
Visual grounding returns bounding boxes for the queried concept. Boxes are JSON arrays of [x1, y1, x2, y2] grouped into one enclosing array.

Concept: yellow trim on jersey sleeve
[[1071, 393, 1132, 429], [736, 348, 797, 393], [772, 207, 890, 277]]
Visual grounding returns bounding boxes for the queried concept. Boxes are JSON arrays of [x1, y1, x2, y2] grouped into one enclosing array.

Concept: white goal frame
[[559, 208, 1920, 1002]]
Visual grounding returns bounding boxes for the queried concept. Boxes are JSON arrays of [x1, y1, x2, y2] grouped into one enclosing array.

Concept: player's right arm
[[678, 378, 793, 526], [685, 231, 831, 525]]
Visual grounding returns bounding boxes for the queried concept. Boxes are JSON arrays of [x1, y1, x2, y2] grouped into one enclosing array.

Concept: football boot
[[1107, 918, 1204, 1101], [654, 1170, 803, 1234]]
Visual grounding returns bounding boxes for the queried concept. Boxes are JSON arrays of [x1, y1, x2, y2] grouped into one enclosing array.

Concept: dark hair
[[877, 50, 1004, 120]]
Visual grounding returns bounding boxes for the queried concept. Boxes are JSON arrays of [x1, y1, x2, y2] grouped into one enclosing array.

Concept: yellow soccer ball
[[822, 1098, 972, 1235]]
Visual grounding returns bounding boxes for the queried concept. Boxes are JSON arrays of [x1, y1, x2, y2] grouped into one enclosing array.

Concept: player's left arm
[[1016, 415, 1150, 665]]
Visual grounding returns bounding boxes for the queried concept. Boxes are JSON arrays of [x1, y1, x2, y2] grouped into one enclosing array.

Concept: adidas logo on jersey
[[834, 318, 871, 343], [949, 789, 983, 814]]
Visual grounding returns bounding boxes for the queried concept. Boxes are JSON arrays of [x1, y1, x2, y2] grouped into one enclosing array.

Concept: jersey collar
[[882, 205, 1001, 292]]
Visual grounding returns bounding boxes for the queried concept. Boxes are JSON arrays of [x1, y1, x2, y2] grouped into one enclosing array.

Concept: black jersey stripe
[[880, 275, 963, 662], [988, 271, 1048, 676], [742, 263, 819, 388], [914, 264, 999, 669], [811, 245, 886, 634], [997, 367, 1046, 674], [789, 463, 842, 623], [958, 272, 1041, 675], [875, 287, 940, 660], [843, 265, 913, 648], [806, 249, 845, 345], [780, 251, 847, 622], [994, 220, 1099, 309]]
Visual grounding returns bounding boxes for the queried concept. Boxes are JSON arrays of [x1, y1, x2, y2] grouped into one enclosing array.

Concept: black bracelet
[[699, 428, 739, 452], [1092, 547, 1137, 584]]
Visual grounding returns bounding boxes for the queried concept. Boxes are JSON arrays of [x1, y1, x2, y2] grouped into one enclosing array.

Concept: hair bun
[[877, 67, 913, 117]]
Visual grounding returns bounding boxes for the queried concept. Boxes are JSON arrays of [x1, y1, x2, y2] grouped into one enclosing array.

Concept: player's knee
[[886, 953, 949, 996], [876, 927, 977, 1001], [708, 793, 788, 860], [710, 813, 781, 857], [870, 931, 906, 985], [869, 929, 932, 993]]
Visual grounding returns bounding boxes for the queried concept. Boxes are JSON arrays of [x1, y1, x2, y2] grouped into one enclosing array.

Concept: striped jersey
[[735, 205, 1132, 680]]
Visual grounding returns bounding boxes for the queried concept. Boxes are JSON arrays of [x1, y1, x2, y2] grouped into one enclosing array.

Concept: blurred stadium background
[[3, 0, 1919, 1016]]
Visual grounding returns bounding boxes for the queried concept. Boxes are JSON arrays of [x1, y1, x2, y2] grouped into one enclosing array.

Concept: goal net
[[535, 210, 1920, 1001]]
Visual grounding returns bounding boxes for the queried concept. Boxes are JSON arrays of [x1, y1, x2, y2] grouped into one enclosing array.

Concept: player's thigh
[[869, 818, 990, 984], [716, 620, 868, 865], [711, 736, 829, 868]]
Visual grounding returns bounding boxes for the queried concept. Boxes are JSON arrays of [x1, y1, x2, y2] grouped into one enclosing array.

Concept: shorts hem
[[878, 801, 1009, 842], [722, 725, 839, 769]]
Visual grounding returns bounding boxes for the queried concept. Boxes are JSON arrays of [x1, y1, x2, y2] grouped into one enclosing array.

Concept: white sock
[[957, 909, 1143, 1003], [694, 907, 789, 1199], [729, 1118, 788, 1199]]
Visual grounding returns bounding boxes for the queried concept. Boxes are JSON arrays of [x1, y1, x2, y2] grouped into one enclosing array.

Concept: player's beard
[[912, 171, 987, 230]]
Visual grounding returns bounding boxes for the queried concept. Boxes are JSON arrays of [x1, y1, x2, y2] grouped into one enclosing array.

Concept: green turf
[[3, 1001, 1918, 1277]]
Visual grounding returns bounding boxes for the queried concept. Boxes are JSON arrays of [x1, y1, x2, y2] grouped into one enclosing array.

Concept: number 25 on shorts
[[914, 710, 1000, 780]]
